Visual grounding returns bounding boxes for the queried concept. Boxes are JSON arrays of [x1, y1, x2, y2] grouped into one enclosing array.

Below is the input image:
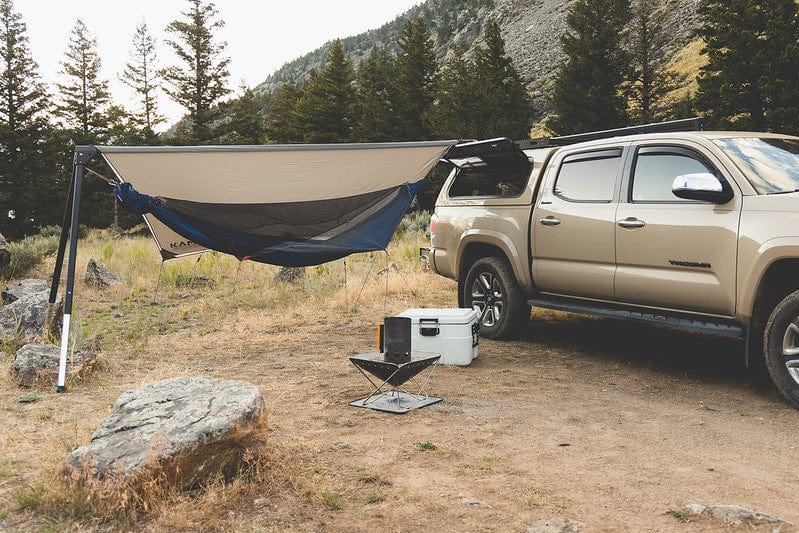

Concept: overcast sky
[[15, 0, 421, 127]]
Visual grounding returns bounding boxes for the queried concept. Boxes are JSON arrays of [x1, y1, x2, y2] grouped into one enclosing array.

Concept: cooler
[[398, 308, 479, 366]]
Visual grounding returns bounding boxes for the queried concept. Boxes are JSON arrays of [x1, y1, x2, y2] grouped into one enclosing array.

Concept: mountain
[[253, 0, 704, 122]]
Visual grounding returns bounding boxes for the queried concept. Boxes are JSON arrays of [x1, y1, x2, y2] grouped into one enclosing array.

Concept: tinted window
[[448, 161, 529, 198], [632, 151, 712, 202], [554, 150, 621, 202]]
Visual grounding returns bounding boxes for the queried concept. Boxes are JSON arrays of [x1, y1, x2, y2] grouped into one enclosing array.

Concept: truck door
[[614, 144, 741, 316], [532, 147, 625, 300]]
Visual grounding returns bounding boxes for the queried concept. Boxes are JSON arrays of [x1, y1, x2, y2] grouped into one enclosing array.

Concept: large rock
[[63, 376, 266, 489], [84, 257, 122, 287], [0, 279, 63, 343], [11, 343, 95, 387], [2, 278, 50, 304], [684, 501, 793, 527]]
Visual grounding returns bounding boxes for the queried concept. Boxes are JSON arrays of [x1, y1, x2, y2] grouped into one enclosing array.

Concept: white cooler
[[398, 308, 479, 366]]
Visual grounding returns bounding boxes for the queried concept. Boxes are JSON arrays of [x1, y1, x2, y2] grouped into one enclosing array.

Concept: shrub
[[2, 233, 60, 279], [393, 211, 431, 239]]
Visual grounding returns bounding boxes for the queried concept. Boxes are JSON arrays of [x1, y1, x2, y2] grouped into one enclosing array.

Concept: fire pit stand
[[348, 351, 441, 414]]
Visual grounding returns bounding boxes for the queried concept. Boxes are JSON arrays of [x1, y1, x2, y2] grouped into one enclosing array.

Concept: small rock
[[273, 267, 305, 283], [253, 498, 267, 508], [684, 501, 792, 527], [11, 344, 95, 387], [175, 274, 215, 288], [458, 493, 492, 508], [84, 258, 122, 287], [528, 519, 584, 533]]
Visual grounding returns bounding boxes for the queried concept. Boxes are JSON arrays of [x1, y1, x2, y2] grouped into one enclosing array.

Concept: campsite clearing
[[1, 230, 798, 531]]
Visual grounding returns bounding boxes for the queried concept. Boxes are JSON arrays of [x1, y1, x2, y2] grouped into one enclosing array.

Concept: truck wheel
[[763, 290, 799, 408], [463, 256, 530, 339]]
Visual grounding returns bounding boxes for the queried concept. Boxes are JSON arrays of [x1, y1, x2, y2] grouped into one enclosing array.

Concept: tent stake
[[56, 146, 97, 393]]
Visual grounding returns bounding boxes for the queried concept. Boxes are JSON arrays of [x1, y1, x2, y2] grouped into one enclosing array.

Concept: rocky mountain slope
[[253, 0, 703, 120]]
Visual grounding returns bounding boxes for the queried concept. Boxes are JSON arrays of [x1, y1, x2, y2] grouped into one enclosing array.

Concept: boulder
[[11, 343, 95, 387], [0, 280, 63, 343], [84, 258, 123, 287], [63, 376, 266, 490]]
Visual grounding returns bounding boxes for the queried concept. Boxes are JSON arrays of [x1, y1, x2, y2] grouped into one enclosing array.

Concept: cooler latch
[[419, 318, 440, 336], [471, 323, 479, 346]]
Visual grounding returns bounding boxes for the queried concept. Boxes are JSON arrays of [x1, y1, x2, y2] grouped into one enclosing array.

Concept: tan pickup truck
[[428, 120, 799, 407]]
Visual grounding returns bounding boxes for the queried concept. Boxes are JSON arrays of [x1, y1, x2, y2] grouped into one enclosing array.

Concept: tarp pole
[[56, 146, 96, 393], [47, 173, 75, 306]]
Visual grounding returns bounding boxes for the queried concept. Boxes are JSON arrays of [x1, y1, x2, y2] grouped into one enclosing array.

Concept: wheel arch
[[750, 258, 799, 326], [456, 231, 530, 288]]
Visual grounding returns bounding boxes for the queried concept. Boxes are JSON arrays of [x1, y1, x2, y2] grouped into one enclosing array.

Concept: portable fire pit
[[349, 317, 441, 414]]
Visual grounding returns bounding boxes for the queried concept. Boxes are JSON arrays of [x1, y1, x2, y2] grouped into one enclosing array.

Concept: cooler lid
[[398, 308, 479, 325]]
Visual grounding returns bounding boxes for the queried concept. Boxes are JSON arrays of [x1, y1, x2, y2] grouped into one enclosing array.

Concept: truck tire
[[763, 289, 799, 408], [463, 256, 530, 339]]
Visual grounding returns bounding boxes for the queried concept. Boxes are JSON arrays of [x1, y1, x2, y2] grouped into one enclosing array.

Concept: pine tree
[[120, 20, 164, 143], [472, 20, 533, 139], [294, 40, 356, 143], [695, 0, 799, 132], [353, 47, 395, 142], [546, 0, 632, 135], [264, 82, 303, 144], [223, 84, 265, 144], [426, 47, 479, 138], [0, 0, 51, 238], [392, 17, 438, 141], [55, 19, 111, 141], [628, 0, 677, 124], [162, 0, 230, 144]]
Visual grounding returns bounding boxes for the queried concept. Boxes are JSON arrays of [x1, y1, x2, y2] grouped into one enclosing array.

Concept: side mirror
[[672, 173, 733, 204]]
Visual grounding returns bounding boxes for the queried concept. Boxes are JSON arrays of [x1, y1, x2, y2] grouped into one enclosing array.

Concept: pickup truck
[[428, 120, 799, 407]]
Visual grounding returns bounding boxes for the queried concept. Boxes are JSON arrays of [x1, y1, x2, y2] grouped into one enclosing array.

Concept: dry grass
[[0, 226, 454, 531]]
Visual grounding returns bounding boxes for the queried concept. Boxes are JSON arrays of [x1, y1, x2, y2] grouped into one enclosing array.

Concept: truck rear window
[[448, 161, 529, 198], [554, 149, 622, 202]]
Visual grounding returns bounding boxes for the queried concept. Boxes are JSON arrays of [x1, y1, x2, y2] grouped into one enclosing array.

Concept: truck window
[[448, 161, 528, 198], [631, 147, 713, 202], [554, 149, 622, 202]]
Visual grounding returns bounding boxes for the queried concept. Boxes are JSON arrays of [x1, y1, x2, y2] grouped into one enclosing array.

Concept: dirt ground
[[2, 252, 799, 531], [249, 311, 799, 532]]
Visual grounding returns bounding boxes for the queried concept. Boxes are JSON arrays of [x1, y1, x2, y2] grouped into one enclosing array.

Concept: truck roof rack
[[517, 117, 705, 149]]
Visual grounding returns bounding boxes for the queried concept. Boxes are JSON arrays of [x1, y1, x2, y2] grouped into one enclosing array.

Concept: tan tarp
[[98, 142, 455, 259]]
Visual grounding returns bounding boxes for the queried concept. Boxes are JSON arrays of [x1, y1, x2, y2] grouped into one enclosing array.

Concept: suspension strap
[[84, 167, 117, 189]]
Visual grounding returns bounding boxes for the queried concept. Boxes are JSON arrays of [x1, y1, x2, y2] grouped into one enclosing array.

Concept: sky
[[15, 0, 421, 128]]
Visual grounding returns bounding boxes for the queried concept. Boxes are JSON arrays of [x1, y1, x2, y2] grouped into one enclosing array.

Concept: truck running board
[[527, 297, 744, 338]]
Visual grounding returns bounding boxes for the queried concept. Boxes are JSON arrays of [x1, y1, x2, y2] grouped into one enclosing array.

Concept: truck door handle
[[617, 218, 646, 229], [539, 216, 561, 226]]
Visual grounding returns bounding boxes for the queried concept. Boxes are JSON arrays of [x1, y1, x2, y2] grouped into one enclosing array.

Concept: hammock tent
[[49, 141, 457, 391]]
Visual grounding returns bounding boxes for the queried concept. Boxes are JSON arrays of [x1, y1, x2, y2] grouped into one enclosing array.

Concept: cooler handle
[[419, 318, 439, 336]]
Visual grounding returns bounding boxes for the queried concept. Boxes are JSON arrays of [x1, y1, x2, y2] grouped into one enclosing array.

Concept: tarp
[[97, 142, 455, 267]]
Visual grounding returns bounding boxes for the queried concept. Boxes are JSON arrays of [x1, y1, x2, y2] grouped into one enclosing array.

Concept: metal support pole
[[56, 146, 96, 393], [47, 176, 75, 306]]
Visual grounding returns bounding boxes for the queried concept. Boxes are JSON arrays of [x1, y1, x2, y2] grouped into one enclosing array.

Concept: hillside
[[253, 0, 703, 121]]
